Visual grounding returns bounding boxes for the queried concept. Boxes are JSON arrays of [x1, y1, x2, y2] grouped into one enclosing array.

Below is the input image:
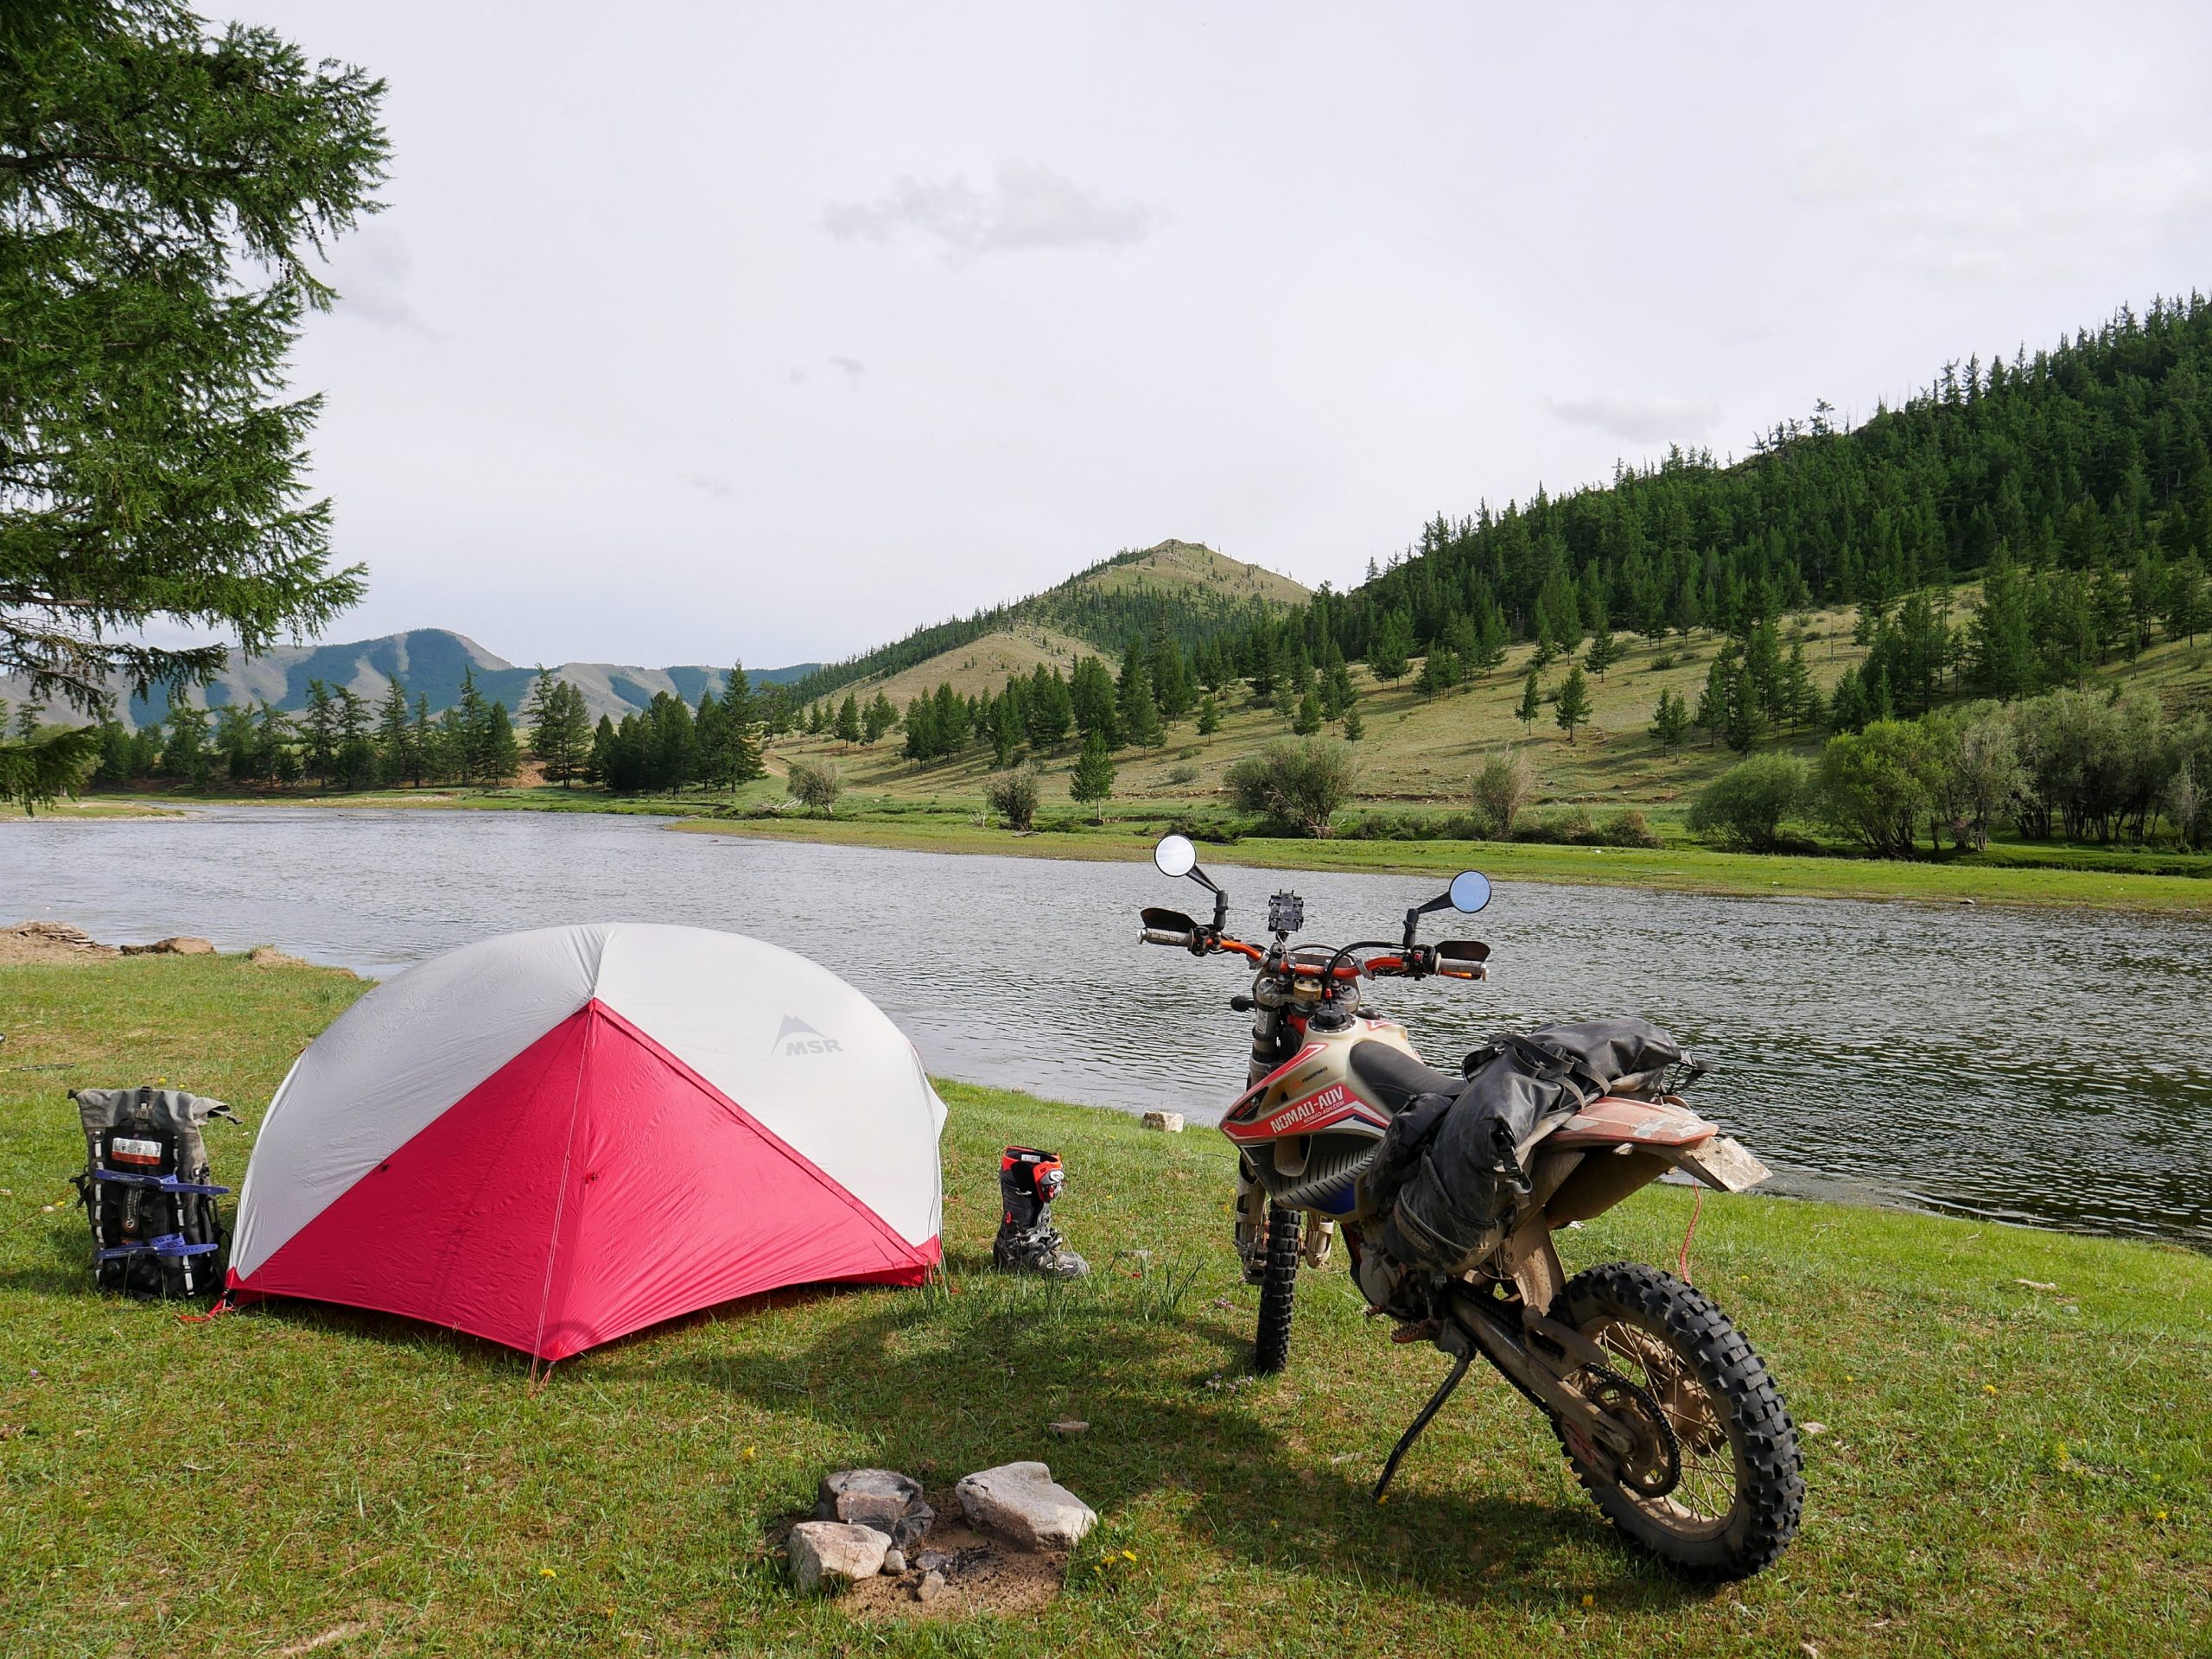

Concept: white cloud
[[1547, 392, 1719, 445], [829, 354, 867, 390], [687, 474, 735, 499], [823, 161, 1151, 262]]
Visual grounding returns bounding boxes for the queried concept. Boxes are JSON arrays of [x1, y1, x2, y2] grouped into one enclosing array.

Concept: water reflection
[[4, 806, 2208, 1244]]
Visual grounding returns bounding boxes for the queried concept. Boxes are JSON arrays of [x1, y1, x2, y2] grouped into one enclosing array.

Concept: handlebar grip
[[1141, 927, 1196, 948]]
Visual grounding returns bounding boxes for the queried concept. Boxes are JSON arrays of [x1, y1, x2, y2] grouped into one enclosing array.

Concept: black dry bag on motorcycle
[[1370, 1017, 1684, 1274], [70, 1086, 235, 1300]]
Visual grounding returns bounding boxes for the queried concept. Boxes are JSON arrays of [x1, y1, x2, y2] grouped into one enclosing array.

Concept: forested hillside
[[782, 540, 1307, 707], [1251, 296, 2211, 686]]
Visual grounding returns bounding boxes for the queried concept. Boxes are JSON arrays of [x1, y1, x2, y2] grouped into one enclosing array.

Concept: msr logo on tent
[[772, 1014, 842, 1057]]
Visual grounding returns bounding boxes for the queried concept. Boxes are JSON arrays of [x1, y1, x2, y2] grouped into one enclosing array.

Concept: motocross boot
[[994, 1147, 1090, 1278]]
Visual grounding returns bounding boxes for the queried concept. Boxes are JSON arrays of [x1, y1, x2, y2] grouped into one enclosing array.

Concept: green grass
[[3, 956, 2208, 1655]]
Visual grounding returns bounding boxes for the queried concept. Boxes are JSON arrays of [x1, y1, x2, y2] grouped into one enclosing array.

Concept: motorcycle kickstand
[[1372, 1351, 1473, 1503]]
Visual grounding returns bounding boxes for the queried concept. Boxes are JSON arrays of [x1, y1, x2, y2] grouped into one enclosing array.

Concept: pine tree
[[1416, 646, 1461, 696], [834, 693, 861, 746], [1367, 610, 1414, 681], [587, 713, 616, 785], [376, 675, 414, 786], [0, 5, 387, 808], [1293, 690, 1323, 735], [1116, 649, 1162, 747], [2160, 553, 2205, 645], [864, 691, 898, 744], [1777, 640, 1817, 729], [1554, 665, 1592, 742], [1070, 656, 1118, 742], [1585, 626, 1618, 678], [300, 678, 339, 785], [162, 701, 212, 785], [1069, 730, 1116, 823], [1649, 689, 1689, 753], [1826, 665, 1872, 734], [1694, 652, 1734, 747], [1150, 619, 1195, 721], [481, 702, 521, 784], [1196, 693, 1220, 735], [1342, 706, 1365, 742], [1471, 599, 1510, 675], [411, 695, 436, 785], [1516, 667, 1541, 732]]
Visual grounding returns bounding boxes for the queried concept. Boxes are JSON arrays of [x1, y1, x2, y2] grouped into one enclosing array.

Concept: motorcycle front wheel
[[1252, 1203, 1300, 1374], [1551, 1262, 1803, 1580]]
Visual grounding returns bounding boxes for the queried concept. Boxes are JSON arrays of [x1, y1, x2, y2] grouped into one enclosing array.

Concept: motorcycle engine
[[1350, 1229, 1428, 1322]]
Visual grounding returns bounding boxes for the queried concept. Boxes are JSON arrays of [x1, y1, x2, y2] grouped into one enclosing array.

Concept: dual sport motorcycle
[[1139, 835, 1804, 1580]]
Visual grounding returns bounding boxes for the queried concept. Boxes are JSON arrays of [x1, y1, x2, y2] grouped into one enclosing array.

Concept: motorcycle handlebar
[[1135, 928, 1480, 982]]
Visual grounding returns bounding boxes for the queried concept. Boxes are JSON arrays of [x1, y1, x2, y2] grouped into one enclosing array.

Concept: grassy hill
[[767, 607, 1873, 824], [785, 540, 1310, 709], [748, 593, 2211, 858]]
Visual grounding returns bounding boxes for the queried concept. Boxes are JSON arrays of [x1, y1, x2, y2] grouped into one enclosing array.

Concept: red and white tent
[[229, 924, 944, 1360]]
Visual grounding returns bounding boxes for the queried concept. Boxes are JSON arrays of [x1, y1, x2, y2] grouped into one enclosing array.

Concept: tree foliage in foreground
[[1, 0, 389, 806]]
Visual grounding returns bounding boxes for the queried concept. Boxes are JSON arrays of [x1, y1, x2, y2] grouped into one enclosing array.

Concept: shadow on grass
[[619, 1273, 1707, 1613]]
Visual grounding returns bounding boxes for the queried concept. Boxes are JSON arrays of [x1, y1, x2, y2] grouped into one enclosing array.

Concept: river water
[[5, 806, 2209, 1246]]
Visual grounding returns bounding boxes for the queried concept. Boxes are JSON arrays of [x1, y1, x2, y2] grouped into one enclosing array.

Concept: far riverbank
[[35, 784, 2212, 914]]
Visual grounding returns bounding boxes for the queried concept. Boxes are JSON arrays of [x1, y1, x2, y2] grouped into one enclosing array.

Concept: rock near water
[[955, 1460, 1097, 1550]]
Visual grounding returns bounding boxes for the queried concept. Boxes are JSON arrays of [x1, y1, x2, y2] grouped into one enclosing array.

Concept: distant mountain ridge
[[3, 632, 817, 730]]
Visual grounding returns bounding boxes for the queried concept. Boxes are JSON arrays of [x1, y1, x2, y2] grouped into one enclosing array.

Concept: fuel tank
[[1219, 1016, 1433, 1215]]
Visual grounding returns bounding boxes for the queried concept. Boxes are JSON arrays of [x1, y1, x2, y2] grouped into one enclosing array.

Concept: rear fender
[[1538, 1095, 1771, 1224]]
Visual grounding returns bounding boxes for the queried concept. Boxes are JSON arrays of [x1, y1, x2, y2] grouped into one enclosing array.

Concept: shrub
[[1688, 753, 1809, 851], [1164, 762, 1199, 786], [1515, 804, 1597, 844], [1816, 720, 1942, 857], [1223, 739, 1359, 838], [982, 766, 1041, 830], [1600, 807, 1662, 849], [785, 757, 844, 815], [1650, 652, 1677, 672], [1469, 749, 1538, 840]]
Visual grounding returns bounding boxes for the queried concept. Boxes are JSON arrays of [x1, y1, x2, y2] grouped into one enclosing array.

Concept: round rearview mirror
[[1154, 833, 1198, 880], [1449, 869, 1491, 913]]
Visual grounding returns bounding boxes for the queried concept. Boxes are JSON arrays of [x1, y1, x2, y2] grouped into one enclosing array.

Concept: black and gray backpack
[[70, 1087, 236, 1300]]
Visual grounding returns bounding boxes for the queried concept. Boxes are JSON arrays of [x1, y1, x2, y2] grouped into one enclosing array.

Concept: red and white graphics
[[229, 924, 944, 1361], [1221, 1044, 1390, 1145]]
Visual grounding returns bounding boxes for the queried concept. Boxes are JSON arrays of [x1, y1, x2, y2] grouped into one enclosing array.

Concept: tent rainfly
[[229, 924, 944, 1360]]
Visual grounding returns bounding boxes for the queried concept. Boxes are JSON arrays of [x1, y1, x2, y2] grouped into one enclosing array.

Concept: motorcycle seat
[[1349, 1040, 1468, 1117]]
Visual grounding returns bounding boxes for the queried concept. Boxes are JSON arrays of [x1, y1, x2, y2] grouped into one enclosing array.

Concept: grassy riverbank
[[54, 781, 2212, 913], [673, 813, 2212, 913], [2, 953, 2206, 1656]]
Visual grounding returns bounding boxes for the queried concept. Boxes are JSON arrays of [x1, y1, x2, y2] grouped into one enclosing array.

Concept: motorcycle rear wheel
[[1252, 1204, 1300, 1374], [1552, 1262, 1802, 1580]]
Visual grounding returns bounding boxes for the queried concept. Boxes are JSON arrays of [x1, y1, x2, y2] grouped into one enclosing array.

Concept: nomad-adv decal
[[1263, 1083, 1382, 1137]]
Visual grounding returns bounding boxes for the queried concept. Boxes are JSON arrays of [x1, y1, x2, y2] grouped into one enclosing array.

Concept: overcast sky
[[238, 2, 2212, 671]]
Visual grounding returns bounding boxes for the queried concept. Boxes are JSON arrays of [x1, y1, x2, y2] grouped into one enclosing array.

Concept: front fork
[[1232, 1155, 1334, 1282]]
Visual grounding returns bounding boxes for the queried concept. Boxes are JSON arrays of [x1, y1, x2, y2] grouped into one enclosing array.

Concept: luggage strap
[[86, 1170, 230, 1196], [94, 1234, 221, 1262], [1499, 1034, 1608, 1109]]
